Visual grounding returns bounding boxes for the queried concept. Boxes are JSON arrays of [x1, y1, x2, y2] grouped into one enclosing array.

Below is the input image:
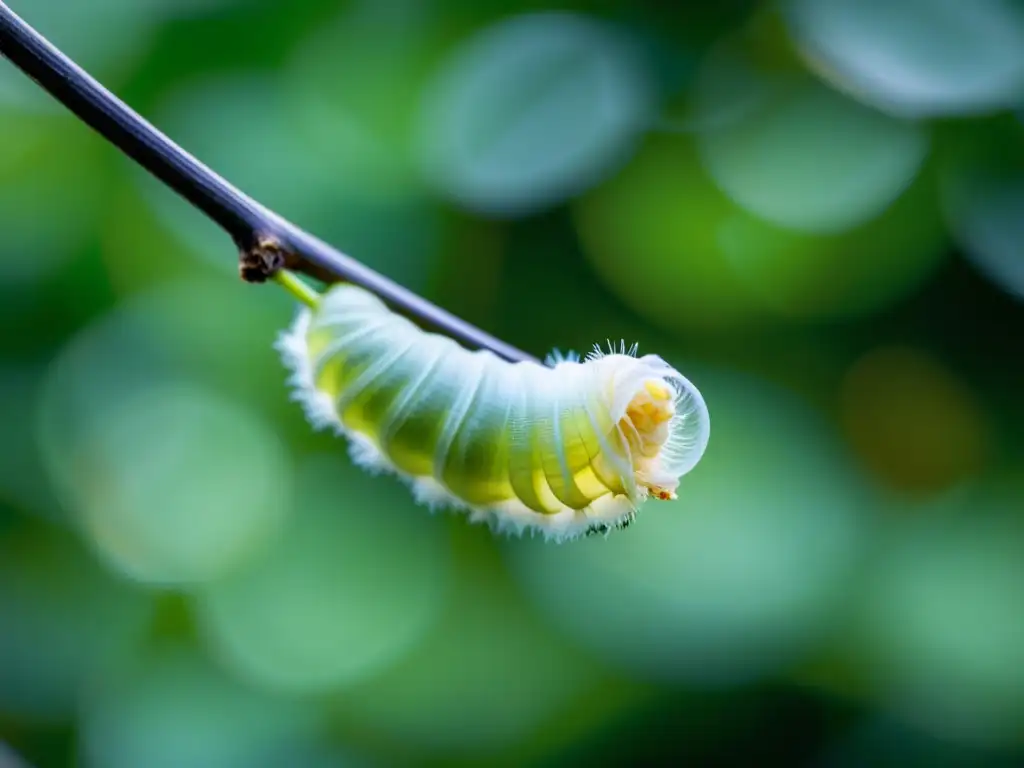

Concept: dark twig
[[0, 1, 537, 364]]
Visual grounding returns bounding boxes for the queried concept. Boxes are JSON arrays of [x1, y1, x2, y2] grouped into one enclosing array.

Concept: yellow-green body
[[278, 284, 710, 540]]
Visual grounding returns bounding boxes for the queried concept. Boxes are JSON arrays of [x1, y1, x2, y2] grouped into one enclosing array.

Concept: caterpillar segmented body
[[277, 284, 710, 541]]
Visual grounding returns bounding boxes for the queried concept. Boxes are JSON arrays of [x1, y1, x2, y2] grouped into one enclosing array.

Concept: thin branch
[[0, 1, 537, 365]]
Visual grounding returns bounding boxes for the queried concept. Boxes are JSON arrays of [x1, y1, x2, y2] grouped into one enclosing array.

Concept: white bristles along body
[[277, 284, 710, 542]]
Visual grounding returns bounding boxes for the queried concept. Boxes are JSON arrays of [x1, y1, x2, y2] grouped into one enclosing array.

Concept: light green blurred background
[[2, 0, 1024, 766]]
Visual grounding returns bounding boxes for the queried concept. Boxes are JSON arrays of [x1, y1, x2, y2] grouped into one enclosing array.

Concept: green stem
[[274, 270, 320, 309]]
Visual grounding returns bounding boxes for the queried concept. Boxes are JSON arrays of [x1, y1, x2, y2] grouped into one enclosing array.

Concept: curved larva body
[[277, 284, 710, 541]]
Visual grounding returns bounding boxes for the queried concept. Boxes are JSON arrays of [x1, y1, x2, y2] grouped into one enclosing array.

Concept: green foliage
[[2, 0, 1024, 765]]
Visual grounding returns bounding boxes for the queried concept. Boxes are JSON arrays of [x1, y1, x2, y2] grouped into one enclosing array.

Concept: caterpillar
[[276, 283, 710, 541]]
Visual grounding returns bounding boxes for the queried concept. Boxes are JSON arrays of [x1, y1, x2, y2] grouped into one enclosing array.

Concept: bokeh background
[[2, 0, 1024, 765]]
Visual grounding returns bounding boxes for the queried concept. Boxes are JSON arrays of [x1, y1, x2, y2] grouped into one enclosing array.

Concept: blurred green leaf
[[194, 455, 451, 696], [79, 645, 348, 768], [785, 0, 1024, 118], [0, 367, 64, 521], [35, 277, 299, 530], [575, 134, 947, 332], [327, 529, 607, 760], [285, 0, 451, 201], [0, 112, 109, 288], [0, 522, 154, 722], [940, 137, 1024, 303], [417, 12, 655, 216], [575, 134, 772, 332], [695, 70, 929, 234], [821, 715, 1019, 768], [716, 163, 948, 321], [853, 510, 1024, 746]]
